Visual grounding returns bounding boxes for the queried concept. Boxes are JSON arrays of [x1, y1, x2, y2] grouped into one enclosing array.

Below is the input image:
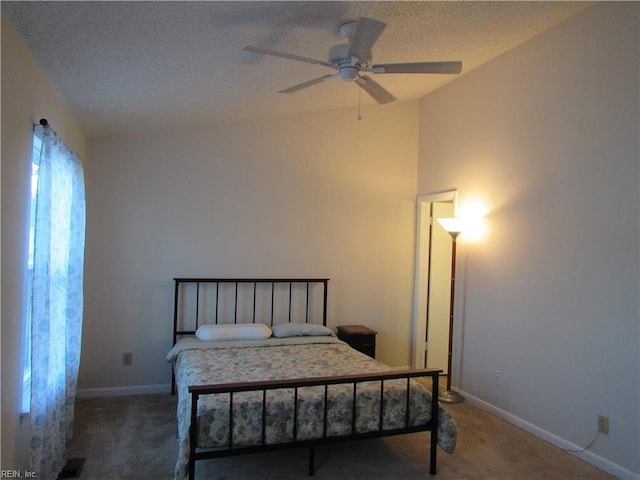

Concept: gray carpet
[[67, 393, 614, 480]]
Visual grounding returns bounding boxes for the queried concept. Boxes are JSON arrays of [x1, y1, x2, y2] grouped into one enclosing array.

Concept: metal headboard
[[172, 278, 329, 346]]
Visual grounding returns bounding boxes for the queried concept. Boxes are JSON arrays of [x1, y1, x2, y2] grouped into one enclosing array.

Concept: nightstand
[[336, 325, 377, 359]]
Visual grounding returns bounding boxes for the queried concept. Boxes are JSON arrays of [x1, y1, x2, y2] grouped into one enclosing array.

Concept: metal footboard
[[187, 369, 441, 479]]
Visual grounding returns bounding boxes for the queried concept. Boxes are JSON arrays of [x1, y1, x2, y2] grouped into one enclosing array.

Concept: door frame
[[411, 189, 457, 368]]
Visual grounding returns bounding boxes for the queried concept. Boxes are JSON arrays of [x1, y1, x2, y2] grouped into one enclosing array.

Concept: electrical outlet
[[597, 414, 609, 435], [122, 352, 133, 366], [493, 369, 502, 385]]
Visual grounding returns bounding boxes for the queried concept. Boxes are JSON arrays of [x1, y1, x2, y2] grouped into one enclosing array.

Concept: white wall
[[80, 102, 419, 390], [1, 13, 87, 470], [418, 3, 639, 477]]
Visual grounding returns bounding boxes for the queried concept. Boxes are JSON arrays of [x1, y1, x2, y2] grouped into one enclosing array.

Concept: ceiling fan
[[243, 17, 462, 104]]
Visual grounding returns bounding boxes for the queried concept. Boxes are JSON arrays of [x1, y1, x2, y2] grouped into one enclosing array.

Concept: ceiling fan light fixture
[[339, 66, 359, 82]]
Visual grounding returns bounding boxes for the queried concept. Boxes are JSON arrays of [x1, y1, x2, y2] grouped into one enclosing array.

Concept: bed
[[167, 278, 457, 480]]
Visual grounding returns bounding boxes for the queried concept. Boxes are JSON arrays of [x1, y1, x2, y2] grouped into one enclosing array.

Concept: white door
[[425, 201, 454, 373], [411, 190, 456, 370]]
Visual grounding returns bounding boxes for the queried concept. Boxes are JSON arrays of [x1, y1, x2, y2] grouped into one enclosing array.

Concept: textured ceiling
[[2, 1, 590, 139]]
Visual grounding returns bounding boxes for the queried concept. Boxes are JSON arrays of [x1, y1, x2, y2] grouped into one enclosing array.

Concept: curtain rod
[[39, 118, 48, 127]]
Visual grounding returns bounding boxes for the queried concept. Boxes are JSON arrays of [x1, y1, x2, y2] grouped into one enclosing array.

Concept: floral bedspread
[[167, 336, 457, 480]]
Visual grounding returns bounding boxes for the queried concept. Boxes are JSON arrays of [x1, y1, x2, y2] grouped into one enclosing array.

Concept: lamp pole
[[437, 219, 465, 404]]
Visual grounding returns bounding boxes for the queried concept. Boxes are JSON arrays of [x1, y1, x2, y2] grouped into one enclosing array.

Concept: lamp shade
[[437, 217, 464, 235]]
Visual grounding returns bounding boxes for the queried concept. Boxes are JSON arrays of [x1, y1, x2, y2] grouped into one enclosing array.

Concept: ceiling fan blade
[[348, 17, 386, 60], [243, 45, 334, 68], [278, 74, 337, 94], [355, 75, 396, 104], [370, 61, 463, 75]]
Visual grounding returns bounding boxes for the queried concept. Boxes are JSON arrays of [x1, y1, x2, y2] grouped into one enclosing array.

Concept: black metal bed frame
[[171, 278, 442, 479]]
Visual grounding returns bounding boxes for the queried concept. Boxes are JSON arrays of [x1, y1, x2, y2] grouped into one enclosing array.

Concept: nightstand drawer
[[336, 325, 377, 359]]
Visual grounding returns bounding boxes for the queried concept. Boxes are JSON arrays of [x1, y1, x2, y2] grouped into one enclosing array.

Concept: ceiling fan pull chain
[[358, 82, 362, 120]]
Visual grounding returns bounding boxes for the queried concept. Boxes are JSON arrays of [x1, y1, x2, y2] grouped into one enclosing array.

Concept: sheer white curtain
[[29, 124, 86, 480]]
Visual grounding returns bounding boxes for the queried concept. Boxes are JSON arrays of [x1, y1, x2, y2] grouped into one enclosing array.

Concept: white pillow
[[271, 323, 334, 338], [195, 323, 272, 341]]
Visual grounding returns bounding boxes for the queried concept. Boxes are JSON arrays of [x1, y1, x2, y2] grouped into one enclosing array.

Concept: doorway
[[411, 190, 457, 370]]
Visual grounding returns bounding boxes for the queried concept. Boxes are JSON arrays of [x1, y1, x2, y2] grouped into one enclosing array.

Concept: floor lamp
[[437, 217, 465, 404]]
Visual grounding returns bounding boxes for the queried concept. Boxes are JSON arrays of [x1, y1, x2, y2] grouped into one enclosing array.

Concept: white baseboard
[[458, 389, 639, 480], [76, 383, 171, 398]]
